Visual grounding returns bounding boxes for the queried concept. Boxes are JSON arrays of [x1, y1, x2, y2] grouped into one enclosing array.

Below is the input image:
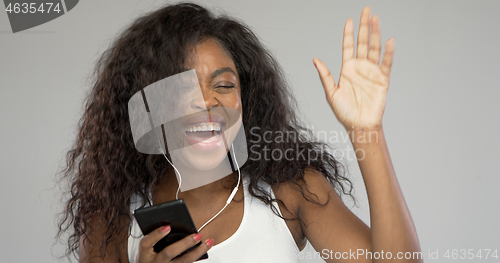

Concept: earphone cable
[[197, 144, 240, 232]]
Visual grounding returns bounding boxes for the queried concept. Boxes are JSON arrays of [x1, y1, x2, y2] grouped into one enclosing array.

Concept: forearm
[[349, 126, 422, 262]]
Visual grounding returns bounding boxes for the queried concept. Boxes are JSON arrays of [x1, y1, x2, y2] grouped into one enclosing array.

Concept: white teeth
[[202, 133, 220, 143], [184, 122, 222, 132]]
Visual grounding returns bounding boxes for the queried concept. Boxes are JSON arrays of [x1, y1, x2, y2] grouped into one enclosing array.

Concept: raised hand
[[314, 6, 395, 131]]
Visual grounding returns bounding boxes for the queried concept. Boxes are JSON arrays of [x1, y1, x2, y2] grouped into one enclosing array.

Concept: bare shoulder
[[273, 169, 371, 256], [272, 168, 340, 213], [270, 169, 343, 250]]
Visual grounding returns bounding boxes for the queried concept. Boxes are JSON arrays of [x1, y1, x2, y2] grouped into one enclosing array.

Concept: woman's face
[[169, 38, 243, 173], [188, 38, 242, 115]]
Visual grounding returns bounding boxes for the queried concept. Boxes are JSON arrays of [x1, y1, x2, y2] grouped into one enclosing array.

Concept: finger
[[380, 37, 395, 77], [173, 239, 213, 263], [313, 58, 337, 97], [368, 14, 381, 64], [158, 233, 203, 261], [139, 225, 171, 253], [356, 6, 371, 58], [342, 18, 355, 63]]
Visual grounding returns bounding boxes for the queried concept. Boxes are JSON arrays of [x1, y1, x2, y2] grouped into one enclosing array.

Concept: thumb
[[313, 58, 337, 99]]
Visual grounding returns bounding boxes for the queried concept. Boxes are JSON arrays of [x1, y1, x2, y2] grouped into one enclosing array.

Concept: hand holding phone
[[133, 200, 211, 262], [134, 225, 212, 263]]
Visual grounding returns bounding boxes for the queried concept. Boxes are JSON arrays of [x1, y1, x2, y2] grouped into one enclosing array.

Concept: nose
[[190, 85, 219, 110]]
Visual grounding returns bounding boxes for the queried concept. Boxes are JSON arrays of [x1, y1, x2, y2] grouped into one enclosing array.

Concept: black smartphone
[[133, 199, 208, 260]]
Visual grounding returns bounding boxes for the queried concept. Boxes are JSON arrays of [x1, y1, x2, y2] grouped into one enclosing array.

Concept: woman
[[58, 3, 422, 262]]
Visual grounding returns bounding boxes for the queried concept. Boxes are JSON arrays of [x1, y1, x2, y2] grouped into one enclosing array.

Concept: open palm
[[314, 7, 395, 131]]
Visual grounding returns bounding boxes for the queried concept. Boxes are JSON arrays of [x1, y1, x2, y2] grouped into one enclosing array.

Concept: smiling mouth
[[184, 122, 223, 143]]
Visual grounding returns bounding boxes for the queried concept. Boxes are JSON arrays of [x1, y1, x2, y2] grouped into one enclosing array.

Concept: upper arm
[[79, 216, 130, 263], [294, 170, 372, 262]]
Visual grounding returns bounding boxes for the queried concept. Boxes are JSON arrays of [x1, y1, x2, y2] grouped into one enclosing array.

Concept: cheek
[[235, 87, 243, 113], [235, 95, 243, 115], [220, 92, 242, 113], [234, 93, 242, 112]]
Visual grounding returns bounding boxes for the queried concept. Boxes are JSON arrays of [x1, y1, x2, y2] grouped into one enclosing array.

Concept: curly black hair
[[57, 2, 353, 261]]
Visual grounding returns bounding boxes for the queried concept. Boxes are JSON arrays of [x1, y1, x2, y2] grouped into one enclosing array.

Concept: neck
[[155, 169, 240, 205]]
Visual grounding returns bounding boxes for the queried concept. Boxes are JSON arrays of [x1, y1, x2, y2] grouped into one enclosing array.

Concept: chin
[[175, 144, 230, 171]]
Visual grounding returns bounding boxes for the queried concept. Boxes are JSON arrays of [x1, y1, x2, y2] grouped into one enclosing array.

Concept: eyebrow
[[211, 67, 237, 79]]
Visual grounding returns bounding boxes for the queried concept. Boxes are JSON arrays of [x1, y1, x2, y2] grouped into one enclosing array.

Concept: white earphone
[[143, 93, 240, 232], [151, 122, 240, 232], [159, 142, 241, 232]]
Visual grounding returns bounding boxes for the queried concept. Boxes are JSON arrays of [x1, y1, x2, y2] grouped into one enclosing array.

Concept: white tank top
[[127, 177, 300, 262]]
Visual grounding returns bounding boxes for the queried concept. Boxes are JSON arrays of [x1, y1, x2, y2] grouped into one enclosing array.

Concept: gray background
[[1, 0, 499, 262]]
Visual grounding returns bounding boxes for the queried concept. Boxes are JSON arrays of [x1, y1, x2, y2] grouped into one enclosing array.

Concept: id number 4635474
[[443, 249, 498, 260]]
